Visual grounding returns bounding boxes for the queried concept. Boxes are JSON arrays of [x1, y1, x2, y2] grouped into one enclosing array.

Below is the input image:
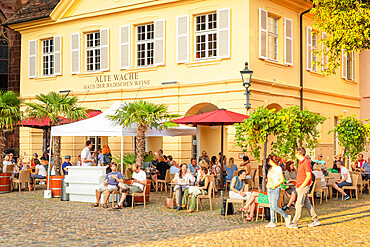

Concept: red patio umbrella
[[173, 109, 248, 188]]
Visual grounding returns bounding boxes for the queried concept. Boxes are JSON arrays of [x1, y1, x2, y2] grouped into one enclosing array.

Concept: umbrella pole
[[220, 123, 224, 190]]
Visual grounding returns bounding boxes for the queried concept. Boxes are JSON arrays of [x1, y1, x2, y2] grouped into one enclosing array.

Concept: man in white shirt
[[113, 163, 147, 209], [81, 140, 94, 167], [332, 160, 352, 201]]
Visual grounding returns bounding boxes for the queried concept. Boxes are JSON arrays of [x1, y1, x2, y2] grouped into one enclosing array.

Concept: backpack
[[309, 172, 316, 193]]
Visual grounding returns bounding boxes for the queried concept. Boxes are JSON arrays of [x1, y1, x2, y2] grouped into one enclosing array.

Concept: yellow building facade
[[8, 0, 360, 165]]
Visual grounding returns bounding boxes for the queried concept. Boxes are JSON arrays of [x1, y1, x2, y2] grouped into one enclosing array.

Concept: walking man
[[287, 147, 320, 229]]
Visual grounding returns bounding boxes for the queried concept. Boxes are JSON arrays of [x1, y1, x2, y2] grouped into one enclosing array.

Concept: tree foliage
[[108, 100, 179, 166], [234, 107, 279, 160], [25, 92, 87, 175], [0, 90, 22, 164], [273, 106, 326, 159], [329, 115, 370, 161], [312, 0, 370, 74]]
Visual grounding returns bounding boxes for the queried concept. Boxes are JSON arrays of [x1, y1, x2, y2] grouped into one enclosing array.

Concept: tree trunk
[[135, 125, 147, 167], [0, 130, 6, 167], [53, 136, 62, 175], [262, 139, 268, 192], [342, 147, 347, 168]]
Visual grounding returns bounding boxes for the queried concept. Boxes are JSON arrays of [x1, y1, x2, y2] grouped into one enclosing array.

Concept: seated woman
[[172, 163, 195, 209], [229, 170, 251, 203], [30, 159, 47, 189], [156, 155, 170, 191], [182, 167, 210, 213], [239, 191, 269, 221], [239, 156, 252, 179], [283, 161, 297, 211], [225, 157, 238, 184]]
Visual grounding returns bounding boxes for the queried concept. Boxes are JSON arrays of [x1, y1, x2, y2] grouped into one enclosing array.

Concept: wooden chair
[[313, 178, 328, 204], [342, 174, 359, 200], [156, 169, 170, 192], [169, 173, 176, 197], [102, 190, 121, 207], [308, 180, 317, 208], [130, 183, 150, 208], [196, 181, 214, 211], [351, 171, 368, 194], [206, 175, 216, 199], [256, 189, 285, 222], [225, 184, 249, 217], [327, 173, 340, 198], [33, 177, 47, 191], [5, 164, 14, 173], [12, 170, 31, 192]]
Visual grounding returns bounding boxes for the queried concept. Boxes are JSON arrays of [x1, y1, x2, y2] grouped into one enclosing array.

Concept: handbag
[[220, 198, 234, 216], [165, 197, 175, 209], [122, 195, 132, 207]]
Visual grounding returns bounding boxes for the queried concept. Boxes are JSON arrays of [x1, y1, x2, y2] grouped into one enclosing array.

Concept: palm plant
[[25, 92, 87, 175], [108, 100, 179, 166], [0, 90, 22, 164]]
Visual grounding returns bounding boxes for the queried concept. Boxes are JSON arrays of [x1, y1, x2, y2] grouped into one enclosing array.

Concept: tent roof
[[173, 109, 248, 126], [51, 102, 196, 137]]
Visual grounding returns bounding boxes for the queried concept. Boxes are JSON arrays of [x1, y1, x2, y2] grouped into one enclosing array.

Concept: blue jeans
[[31, 174, 46, 183], [267, 187, 288, 223]]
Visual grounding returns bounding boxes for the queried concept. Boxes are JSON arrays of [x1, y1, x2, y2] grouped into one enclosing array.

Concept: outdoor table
[[170, 182, 194, 211]]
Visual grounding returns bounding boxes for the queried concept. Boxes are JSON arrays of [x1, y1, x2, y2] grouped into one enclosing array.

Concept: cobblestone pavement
[[0, 185, 369, 247]]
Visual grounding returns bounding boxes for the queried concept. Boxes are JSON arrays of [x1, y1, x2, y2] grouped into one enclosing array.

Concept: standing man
[[81, 140, 94, 167], [97, 149, 104, 167], [287, 147, 320, 229]]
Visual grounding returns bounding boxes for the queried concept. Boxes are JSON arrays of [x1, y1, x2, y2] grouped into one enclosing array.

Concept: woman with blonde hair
[[224, 157, 238, 184], [2, 155, 12, 173]]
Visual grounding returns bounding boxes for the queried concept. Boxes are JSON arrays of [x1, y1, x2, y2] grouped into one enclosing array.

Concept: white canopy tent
[[46, 102, 196, 191]]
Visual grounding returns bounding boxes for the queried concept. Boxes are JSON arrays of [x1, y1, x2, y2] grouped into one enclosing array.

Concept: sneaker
[[282, 206, 290, 211], [285, 215, 292, 227], [344, 195, 350, 201], [287, 223, 298, 229], [308, 221, 321, 227], [265, 222, 276, 228], [338, 196, 343, 201]]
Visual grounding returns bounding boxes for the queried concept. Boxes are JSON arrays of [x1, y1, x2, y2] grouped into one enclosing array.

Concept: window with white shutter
[[259, 8, 268, 59], [342, 51, 355, 81], [42, 38, 54, 76], [54, 36, 62, 76], [177, 15, 189, 63], [120, 25, 130, 69], [136, 23, 154, 67], [267, 16, 279, 61], [312, 32, 317, 72], [306, 26, 312, 71], [100, 28, 109, 71], [28, 40, 37, 78], [154, 19, 165, 66], [194, 12, 217, 60], [217, 8, 230, 59], [85, 31, 101, 72], [70, 33, 80, 74], [284, 18, 293, 65]]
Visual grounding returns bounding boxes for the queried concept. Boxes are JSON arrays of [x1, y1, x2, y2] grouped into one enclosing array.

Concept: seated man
[[30, 159, 47, 189], [332, 161, 352, 201], [62, 155, 73, 175], [352, 154, 367, 172], [113, 163, 147, 209], [92, 162, 123, 208], [169, 160, 180, 174]]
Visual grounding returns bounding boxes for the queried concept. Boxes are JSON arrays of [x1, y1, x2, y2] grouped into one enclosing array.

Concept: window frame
[[136, 23, 155, 68], [311, 32, 318, 72], [85, 31, 101, 73], [194, 12, 218, 61], [346, 52, 353, 80], [41, 38, 55, 77], [267, 16, 278, 61]]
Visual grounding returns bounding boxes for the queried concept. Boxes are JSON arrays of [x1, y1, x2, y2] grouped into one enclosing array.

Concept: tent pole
[[220, 123, 224, 190], [47, 135, 53, 191], [132, 136, 134, 154], [121, 129, 124, 173]]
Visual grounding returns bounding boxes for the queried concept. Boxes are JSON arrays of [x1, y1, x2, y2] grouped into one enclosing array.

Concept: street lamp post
[[240, 62, 253, 114]]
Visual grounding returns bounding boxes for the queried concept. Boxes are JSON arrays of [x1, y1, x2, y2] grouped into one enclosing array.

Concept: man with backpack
[[287, 147, 320, 229]]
